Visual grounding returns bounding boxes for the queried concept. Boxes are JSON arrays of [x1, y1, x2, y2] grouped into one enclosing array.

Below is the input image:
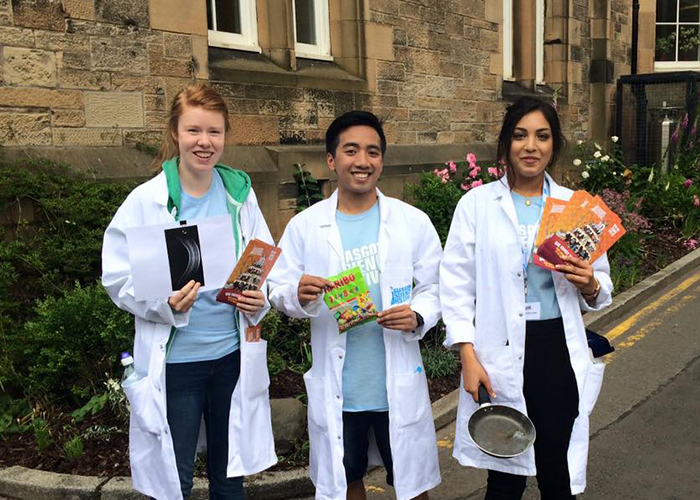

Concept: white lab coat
[[102, 172, 277, 500], [268, 189, 442, 500], [439, 174, 612, 495]]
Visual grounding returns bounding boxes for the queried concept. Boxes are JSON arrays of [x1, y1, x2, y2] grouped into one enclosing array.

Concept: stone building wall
[[0, 0, 638, 237]]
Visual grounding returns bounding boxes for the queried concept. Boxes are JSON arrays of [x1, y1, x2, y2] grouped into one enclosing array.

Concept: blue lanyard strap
[[520, 180, 549, 288]]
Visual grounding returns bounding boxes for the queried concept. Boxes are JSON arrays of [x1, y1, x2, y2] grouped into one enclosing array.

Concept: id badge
[[525, 302, 541, 320]]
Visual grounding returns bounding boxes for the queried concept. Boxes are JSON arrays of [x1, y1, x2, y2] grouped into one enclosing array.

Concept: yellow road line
[[605, 268, 700, 342], [605, 291, 698, 362]]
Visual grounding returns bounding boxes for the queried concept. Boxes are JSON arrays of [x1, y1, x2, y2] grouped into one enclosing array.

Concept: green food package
[[323, 267, 378, 333]]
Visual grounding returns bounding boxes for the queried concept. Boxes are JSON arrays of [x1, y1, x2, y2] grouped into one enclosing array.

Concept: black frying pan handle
[[478, 384, 492, 405]]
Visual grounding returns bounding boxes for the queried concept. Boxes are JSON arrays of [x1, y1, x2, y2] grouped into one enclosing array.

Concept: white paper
[[524, 302, 541, 320], [126, 214, 236, 301]]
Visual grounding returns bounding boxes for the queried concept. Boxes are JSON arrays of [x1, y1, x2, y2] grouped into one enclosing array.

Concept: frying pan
[[467, 385, 536, 458]]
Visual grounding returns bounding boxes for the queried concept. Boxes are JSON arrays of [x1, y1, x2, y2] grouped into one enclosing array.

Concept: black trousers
[[485, 317, 579, 500]]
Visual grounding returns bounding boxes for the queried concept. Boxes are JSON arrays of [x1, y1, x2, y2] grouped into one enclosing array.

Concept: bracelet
[[582, 279, 601, 301]]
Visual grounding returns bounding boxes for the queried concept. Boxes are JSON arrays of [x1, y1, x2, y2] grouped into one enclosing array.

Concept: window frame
[[208, 0, 261, 53], [503, 0, 514, 80], [654, 0, 700, 71], [293, 0, 333, 61], [536, 0, 545, 83]]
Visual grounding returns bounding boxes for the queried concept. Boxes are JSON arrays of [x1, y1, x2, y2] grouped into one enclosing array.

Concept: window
[[207, 0, 260, 52], [655, 0, 700, 69], [536, 0, 544, 83], [503, 0, 513, 80], [293, 0, 332, 60]]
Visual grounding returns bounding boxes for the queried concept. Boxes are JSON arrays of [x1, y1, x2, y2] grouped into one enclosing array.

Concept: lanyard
[[520, 180, 549, 295]]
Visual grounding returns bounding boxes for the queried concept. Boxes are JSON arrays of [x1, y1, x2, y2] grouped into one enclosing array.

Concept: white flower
[[613, 172, 617, 176], [611, 135, 619, 143], [593, 151, 602, 158], [573, 158, 582, 167], [577, 139, 584, 145], [581, 171, 590, 179], [601, 155, 610, 162]]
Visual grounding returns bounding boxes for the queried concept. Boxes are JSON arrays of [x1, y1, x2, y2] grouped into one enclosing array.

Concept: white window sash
[[503, 0, 514, 80], [293, 0, 332, 60], [208, 0, 260, 52], [655, 0, 700, 64], [536, 0, 544, 83]]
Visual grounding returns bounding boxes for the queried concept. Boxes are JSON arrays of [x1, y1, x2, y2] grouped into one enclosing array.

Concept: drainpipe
[[632, 0, 639, 74]]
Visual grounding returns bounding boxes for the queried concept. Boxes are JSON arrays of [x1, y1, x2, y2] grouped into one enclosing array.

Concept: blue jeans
[[166, 349, 244, 500]]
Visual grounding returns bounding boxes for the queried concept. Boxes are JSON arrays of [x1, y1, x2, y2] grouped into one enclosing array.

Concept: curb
[[2, 247, 699, 500]]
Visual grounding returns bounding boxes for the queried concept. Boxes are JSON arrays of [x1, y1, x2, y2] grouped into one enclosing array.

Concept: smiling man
[[269, 111, 442, 500]]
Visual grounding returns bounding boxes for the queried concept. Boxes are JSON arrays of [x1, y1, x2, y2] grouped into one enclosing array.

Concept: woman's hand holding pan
[[459, 343, 497, 403]]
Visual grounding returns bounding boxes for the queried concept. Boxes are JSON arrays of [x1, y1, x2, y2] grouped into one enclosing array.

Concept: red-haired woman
[[102, 82, 276, 500]]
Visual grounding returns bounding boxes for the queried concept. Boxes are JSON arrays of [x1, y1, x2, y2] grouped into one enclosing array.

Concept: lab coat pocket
[[382, 266, 413, 309], [474, 346, 521, 402], [304, 375, 328, 431], [242, 340, 271, 398], [394, 371, 431, 427], [123, 376, 167, 435], [582, 361, 605, 415]]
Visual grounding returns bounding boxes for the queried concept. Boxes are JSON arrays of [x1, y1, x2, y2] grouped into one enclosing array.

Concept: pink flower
[[466, 152, 477, 168], [684, 239, 698, 250], [682, 114, 689, 130], [671, 127, 679, 143], [684, 179, 693, 188], [488, 167, 500, 177], [694, 195, 700, 207], [460, 182, 471, 191], [448, 161, 457, 174], [469, 166, 481, 178], [441, 177, 448, 184], [471, 179, 483, 188]]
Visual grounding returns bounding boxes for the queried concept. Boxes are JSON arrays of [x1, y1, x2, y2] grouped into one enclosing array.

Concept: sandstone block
[[34, 30, 89, 51], [111, 74, 165, 93], [58, 50, 91, 70], [229, 114, 280, 145], [377, 61, 405, 81], [58, 69, 109, 90], [12, 0, 66, 31], [91, 38, 148, 74], [95, 0, 148, 27], [53, 127, 122, 146], [62, 0, 94, 20], [425, 75, 457, 98], [270, 398, 306, 455], [145, 110, 167, 129], [145, 93, 165, 111], [1, 47, 57, 87], [437, 131, 455, 143], [85, 91, 144, 128], [123, 129, 162, 147], [0, 26, 35, 47], [0, 86, 83, 108], [0, 108, 51, 145], [164, 32, 192, 57], [149, 55, 194, 78], [149, 0, 207, 35], [365, 22, 394, 60], [52, 108, 85, 127], [191, 35, 209, 79]]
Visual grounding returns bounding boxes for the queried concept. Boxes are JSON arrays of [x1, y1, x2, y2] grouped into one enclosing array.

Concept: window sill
[[502, 80, 565, 106], [208, 47, 367, 91]]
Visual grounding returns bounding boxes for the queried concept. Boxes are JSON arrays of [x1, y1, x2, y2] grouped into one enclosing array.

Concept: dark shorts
[[342, 410, 394, 486]]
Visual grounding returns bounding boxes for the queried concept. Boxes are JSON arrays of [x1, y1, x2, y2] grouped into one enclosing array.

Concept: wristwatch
[[582, 279, 601, 302], [413, 312, 424, 333]]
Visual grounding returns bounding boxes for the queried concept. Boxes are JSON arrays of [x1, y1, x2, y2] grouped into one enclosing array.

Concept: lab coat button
[[519, 312, 523, 317], [339, 355, 343, 360], [336, 395, 341, 399], [160, 343, 165, 351], [517, 273, 522, 277]]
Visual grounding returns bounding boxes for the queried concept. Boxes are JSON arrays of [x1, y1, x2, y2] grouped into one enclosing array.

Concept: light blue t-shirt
[[336, 202, 388, 412], [167, 171, 240, 363], [511, 191, 562, 320]]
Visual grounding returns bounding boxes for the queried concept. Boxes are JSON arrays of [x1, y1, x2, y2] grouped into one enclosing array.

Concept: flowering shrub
[[408, 152, 504, 245]]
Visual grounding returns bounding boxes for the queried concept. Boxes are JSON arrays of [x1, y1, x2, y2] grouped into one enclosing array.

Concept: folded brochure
[[323, 267, 378, 333], [216, 239, 281, 305], [534, 190, 625, 270]]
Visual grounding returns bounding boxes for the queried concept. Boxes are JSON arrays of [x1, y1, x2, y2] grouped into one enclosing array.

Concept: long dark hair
[[496, 97, 566, 188]]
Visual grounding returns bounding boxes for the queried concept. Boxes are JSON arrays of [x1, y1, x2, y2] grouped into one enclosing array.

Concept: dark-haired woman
[[440, 97, 612, 499]]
